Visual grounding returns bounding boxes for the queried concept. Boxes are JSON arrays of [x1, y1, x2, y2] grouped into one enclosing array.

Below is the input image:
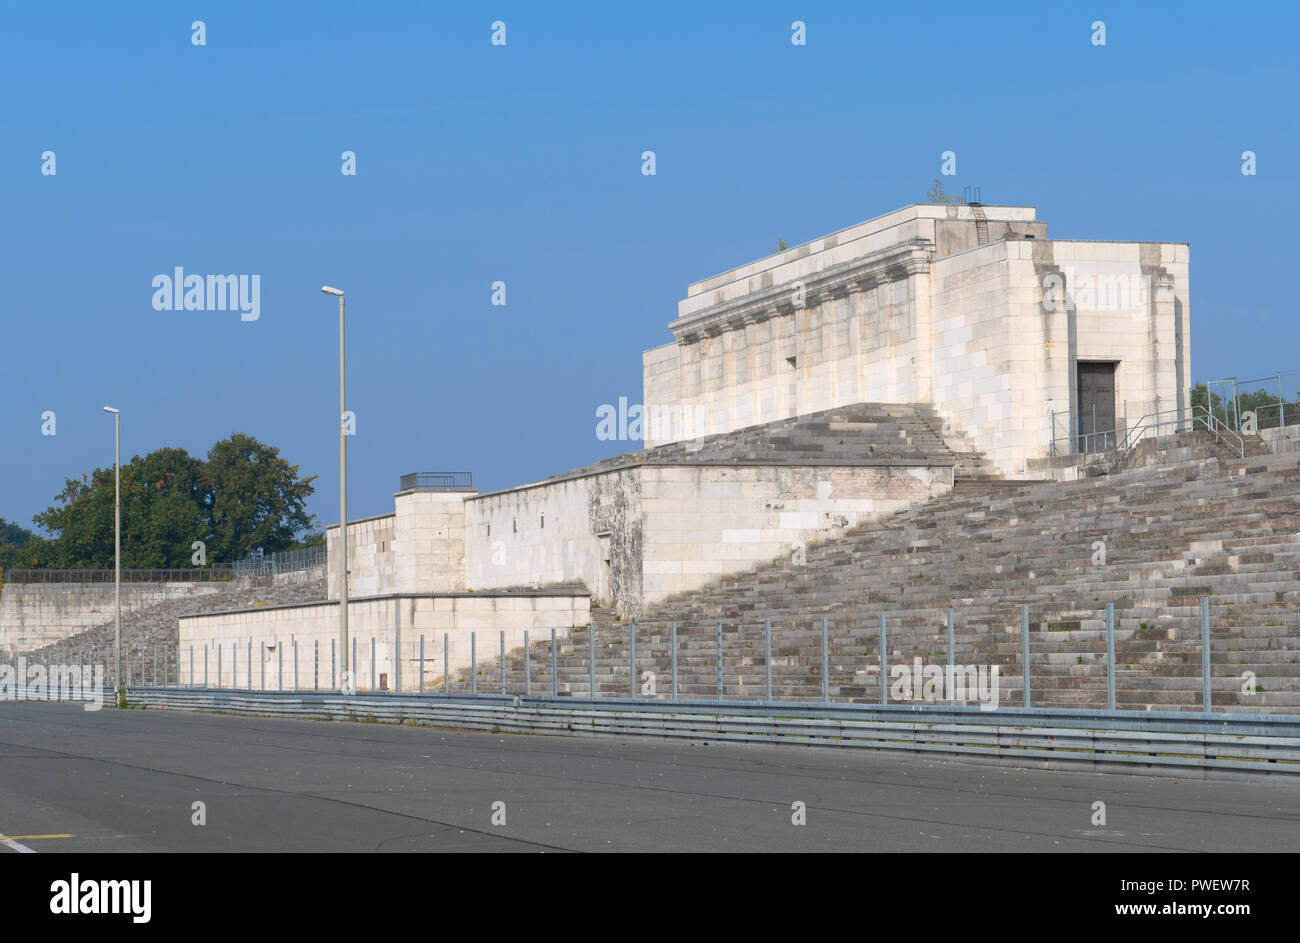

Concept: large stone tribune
[[13, 202, 1297, 715]]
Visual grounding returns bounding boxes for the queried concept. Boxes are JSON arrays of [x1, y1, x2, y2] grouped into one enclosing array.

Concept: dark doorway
[[1077, 362, 1117, 453]]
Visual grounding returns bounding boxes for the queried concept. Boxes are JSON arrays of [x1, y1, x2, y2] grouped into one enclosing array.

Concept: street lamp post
[[321, 286, 348, 690], [102, 406, 121, 694]]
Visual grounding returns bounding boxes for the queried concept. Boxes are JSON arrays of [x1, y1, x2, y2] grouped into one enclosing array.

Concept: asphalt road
[[0, 702, 1295, 852]]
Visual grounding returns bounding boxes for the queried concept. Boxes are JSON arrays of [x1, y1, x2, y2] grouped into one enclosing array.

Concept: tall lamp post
[[102, 406, 121, 694], [321, 286, 348, 689]]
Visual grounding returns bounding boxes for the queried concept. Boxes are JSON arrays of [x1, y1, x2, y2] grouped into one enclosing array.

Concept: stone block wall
[[177, 590, 589, 690]]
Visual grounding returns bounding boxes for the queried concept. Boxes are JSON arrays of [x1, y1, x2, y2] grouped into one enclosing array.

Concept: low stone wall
[[177, 590, 590, 691]]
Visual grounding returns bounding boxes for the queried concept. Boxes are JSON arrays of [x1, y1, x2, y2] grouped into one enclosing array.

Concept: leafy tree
[[33, 448, 206, 567], [775, 238, 789, 252], [0, 517, 38, 571], [27, 433, 318, 567], [201, 433, 318, 562]]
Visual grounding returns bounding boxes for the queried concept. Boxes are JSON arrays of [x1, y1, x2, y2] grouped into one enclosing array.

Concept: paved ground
[[0, 702, 1296, 852]]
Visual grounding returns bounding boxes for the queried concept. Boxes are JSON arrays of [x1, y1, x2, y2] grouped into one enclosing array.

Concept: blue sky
[[1, 1, 1295, 540]]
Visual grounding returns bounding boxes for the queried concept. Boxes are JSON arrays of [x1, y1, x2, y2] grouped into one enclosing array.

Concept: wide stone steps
[[481, 449, 1300, 712]]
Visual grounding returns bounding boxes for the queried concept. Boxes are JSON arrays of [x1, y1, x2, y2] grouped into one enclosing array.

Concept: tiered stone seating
[[481, 444, 1300, 714]]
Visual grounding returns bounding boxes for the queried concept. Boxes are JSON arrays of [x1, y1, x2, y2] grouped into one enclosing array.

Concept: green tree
[[202, 433, 318, 562], [28, 433, 318, 567], [33, 447, 206, 567], [0, 517, 38, 571]]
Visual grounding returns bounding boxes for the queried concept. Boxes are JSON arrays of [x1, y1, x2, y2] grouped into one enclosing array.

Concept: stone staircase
[[474, 451, 1300, 713]]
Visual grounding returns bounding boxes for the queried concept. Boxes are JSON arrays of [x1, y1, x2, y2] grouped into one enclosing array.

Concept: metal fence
[[3, 567, 232, 584], [63, 598, 1273, 716], [398, 472, 474, 492], [231, 547, 326, 579]]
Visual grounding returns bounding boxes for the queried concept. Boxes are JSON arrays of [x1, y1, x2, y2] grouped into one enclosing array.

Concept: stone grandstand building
[[158, 202, 1215, 689]]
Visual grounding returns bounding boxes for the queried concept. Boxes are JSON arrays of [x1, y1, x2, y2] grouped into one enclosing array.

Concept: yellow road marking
[[3, 834, 73, 840]]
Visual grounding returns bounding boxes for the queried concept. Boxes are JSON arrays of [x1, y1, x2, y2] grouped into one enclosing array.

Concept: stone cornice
[[669, 239, 934, 341]]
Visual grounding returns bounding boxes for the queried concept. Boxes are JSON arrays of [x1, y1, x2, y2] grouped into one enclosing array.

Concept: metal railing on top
[[3, 567, 233, 584], [231, 547, 326, 579], [398, 472, 474, 492]]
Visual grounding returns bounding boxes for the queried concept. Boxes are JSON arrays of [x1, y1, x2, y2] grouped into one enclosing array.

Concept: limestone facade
[[642, 204, 1191, 476]]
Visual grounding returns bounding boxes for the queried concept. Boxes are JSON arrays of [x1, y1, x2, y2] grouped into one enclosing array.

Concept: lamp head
[[102, 406, 119, 414], [320, 286, 344, 297]]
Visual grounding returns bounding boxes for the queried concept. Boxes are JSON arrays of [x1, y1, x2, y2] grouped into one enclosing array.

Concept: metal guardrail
[[122, 688, 1300, 781], [398, 472, 473, 492], [3, 567, 232, 584]]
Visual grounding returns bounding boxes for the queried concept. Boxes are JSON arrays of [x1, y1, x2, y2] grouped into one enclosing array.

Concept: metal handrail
[[1105, 405, 1243, 474]]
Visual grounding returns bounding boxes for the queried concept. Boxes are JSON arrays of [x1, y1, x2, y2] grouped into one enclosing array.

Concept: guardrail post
[[821, 617, 829, 702], [671, 622, 678, 701], [764, 618, 772, 703], [879, 613, 888, 705], [551, 628, 557, 698], [419, 635, 425, 693], [499, 630, 506, 694], [946, 608, 955, 706], [716, 621, 723, 700], [589, 626, 595, 698], [443, 634, 449, 694], [629, 622, 636, 698], [524, 630, 530, 695], [1201, 597, 1212, 711], [471, 631, 477, 695], [1021, 605, 1031, 708], [1105, 602, 1116, 711]]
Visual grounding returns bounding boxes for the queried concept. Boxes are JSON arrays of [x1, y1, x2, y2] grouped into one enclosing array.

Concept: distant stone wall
[[0, 581, 227, 654]]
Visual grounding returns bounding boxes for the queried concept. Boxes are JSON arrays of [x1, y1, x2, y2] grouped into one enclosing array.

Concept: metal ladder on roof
[[971, 202, 989, 246]]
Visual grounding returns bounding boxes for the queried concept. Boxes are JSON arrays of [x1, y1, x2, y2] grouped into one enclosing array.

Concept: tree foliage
[[24, 434, 318, 568]]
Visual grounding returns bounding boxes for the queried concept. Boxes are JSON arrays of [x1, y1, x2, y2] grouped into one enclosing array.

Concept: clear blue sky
[[1, 1, 1294, 540]]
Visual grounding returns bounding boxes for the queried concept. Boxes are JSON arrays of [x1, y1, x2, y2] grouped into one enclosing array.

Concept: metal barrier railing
[[398, 471, 474, 492], [14, 599, 1269, 717], [231, 547, 325, 579], [3, 567, 232, 584]]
